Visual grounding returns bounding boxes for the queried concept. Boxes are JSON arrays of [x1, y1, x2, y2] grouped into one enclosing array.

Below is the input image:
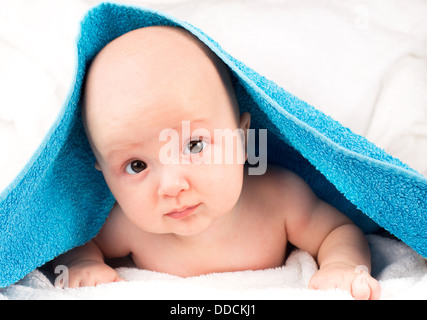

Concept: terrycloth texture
[[1, 235, 426, 300], [0, 2, 426, 288]]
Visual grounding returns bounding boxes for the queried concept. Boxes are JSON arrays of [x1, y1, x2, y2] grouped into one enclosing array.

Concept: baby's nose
[[157, 167, 190, 197]]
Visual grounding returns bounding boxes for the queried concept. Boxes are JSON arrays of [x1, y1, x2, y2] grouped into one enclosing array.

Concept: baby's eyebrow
[[170, 118, 208, 131], [104, 119, 210, 161], [105, 143, 144, 163]]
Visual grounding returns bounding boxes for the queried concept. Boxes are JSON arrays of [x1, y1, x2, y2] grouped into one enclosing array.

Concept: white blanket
[[1, 235, 426, 300], [0, 0, 426, 299]]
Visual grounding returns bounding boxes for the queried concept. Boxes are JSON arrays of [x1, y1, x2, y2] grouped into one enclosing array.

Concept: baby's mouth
[[165, 204, 200, 220]]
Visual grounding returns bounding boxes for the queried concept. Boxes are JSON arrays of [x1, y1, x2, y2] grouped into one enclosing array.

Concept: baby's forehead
[[85, 28, 208, 104], [92, 26, 218, 73], [83, 26, 239, 141], [85, 26, 225, 100]]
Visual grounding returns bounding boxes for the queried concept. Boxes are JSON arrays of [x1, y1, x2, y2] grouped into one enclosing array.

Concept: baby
[[54, 26, 381, 299]]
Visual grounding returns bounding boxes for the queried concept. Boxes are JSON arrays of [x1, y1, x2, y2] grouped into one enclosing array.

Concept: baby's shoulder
[[243, 165, 316, 211], [244, 164, 305, 193], [94, 203, 136, 258]]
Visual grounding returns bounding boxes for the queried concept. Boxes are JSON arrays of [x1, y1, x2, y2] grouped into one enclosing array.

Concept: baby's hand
[[57, 260, 125, 288], [308, 263, 381, 300]]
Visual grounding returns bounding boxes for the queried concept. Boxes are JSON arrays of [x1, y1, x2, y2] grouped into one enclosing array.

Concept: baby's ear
[[95, 162, 102, 171], [239, 112, 251, 161], [239, 112, 251, 131]]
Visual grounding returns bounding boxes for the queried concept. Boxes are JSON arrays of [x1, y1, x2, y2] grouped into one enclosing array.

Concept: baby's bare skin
[[54, 26, 380, 299]]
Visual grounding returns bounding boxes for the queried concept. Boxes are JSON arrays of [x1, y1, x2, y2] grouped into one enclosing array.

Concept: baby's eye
[[125, 160, 147, 175], [183, 138, 207, 154]]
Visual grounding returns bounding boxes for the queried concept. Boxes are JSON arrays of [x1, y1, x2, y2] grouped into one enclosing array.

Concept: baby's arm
[[277, 169, 381, 299], [304, 212, 380, 300], [53, 204, 129, 288], [53, 239, 123, 288]]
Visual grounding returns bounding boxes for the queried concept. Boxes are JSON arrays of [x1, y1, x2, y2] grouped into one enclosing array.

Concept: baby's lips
[[164, 203, 200, 219]]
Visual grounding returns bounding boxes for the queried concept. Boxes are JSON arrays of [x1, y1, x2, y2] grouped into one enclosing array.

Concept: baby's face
[[84, 27, 250, 236]]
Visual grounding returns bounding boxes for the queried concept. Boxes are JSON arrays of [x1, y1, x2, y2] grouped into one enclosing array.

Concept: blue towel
[[0, 2, 426, 288]]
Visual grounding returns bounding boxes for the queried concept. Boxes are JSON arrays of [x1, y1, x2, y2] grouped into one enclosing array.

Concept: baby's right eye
[[125, 160, 147, 175]]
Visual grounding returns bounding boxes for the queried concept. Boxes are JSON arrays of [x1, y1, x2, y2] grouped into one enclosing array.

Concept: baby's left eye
[[125, 160, 147, 175], [183, 139, 207, 154]]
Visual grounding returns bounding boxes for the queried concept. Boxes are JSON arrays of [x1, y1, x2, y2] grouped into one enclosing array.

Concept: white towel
[[1, 235, 425, 300]]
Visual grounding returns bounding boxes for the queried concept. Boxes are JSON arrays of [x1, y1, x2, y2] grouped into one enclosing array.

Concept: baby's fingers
[[113, 276, 127, 283], [367, 277, 381, 300], [351, 273, 370, 300], [351, 266, 381, 300]]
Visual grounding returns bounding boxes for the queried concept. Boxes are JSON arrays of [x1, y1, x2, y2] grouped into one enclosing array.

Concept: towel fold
[[0, 2, 425, 288]]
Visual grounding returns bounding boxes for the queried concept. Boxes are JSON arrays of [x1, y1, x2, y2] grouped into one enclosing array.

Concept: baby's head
[[82, 26, 251, 236]]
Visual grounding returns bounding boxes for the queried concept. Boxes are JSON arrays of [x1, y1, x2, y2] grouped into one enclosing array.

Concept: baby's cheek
[[208, 164, 244, 207]]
